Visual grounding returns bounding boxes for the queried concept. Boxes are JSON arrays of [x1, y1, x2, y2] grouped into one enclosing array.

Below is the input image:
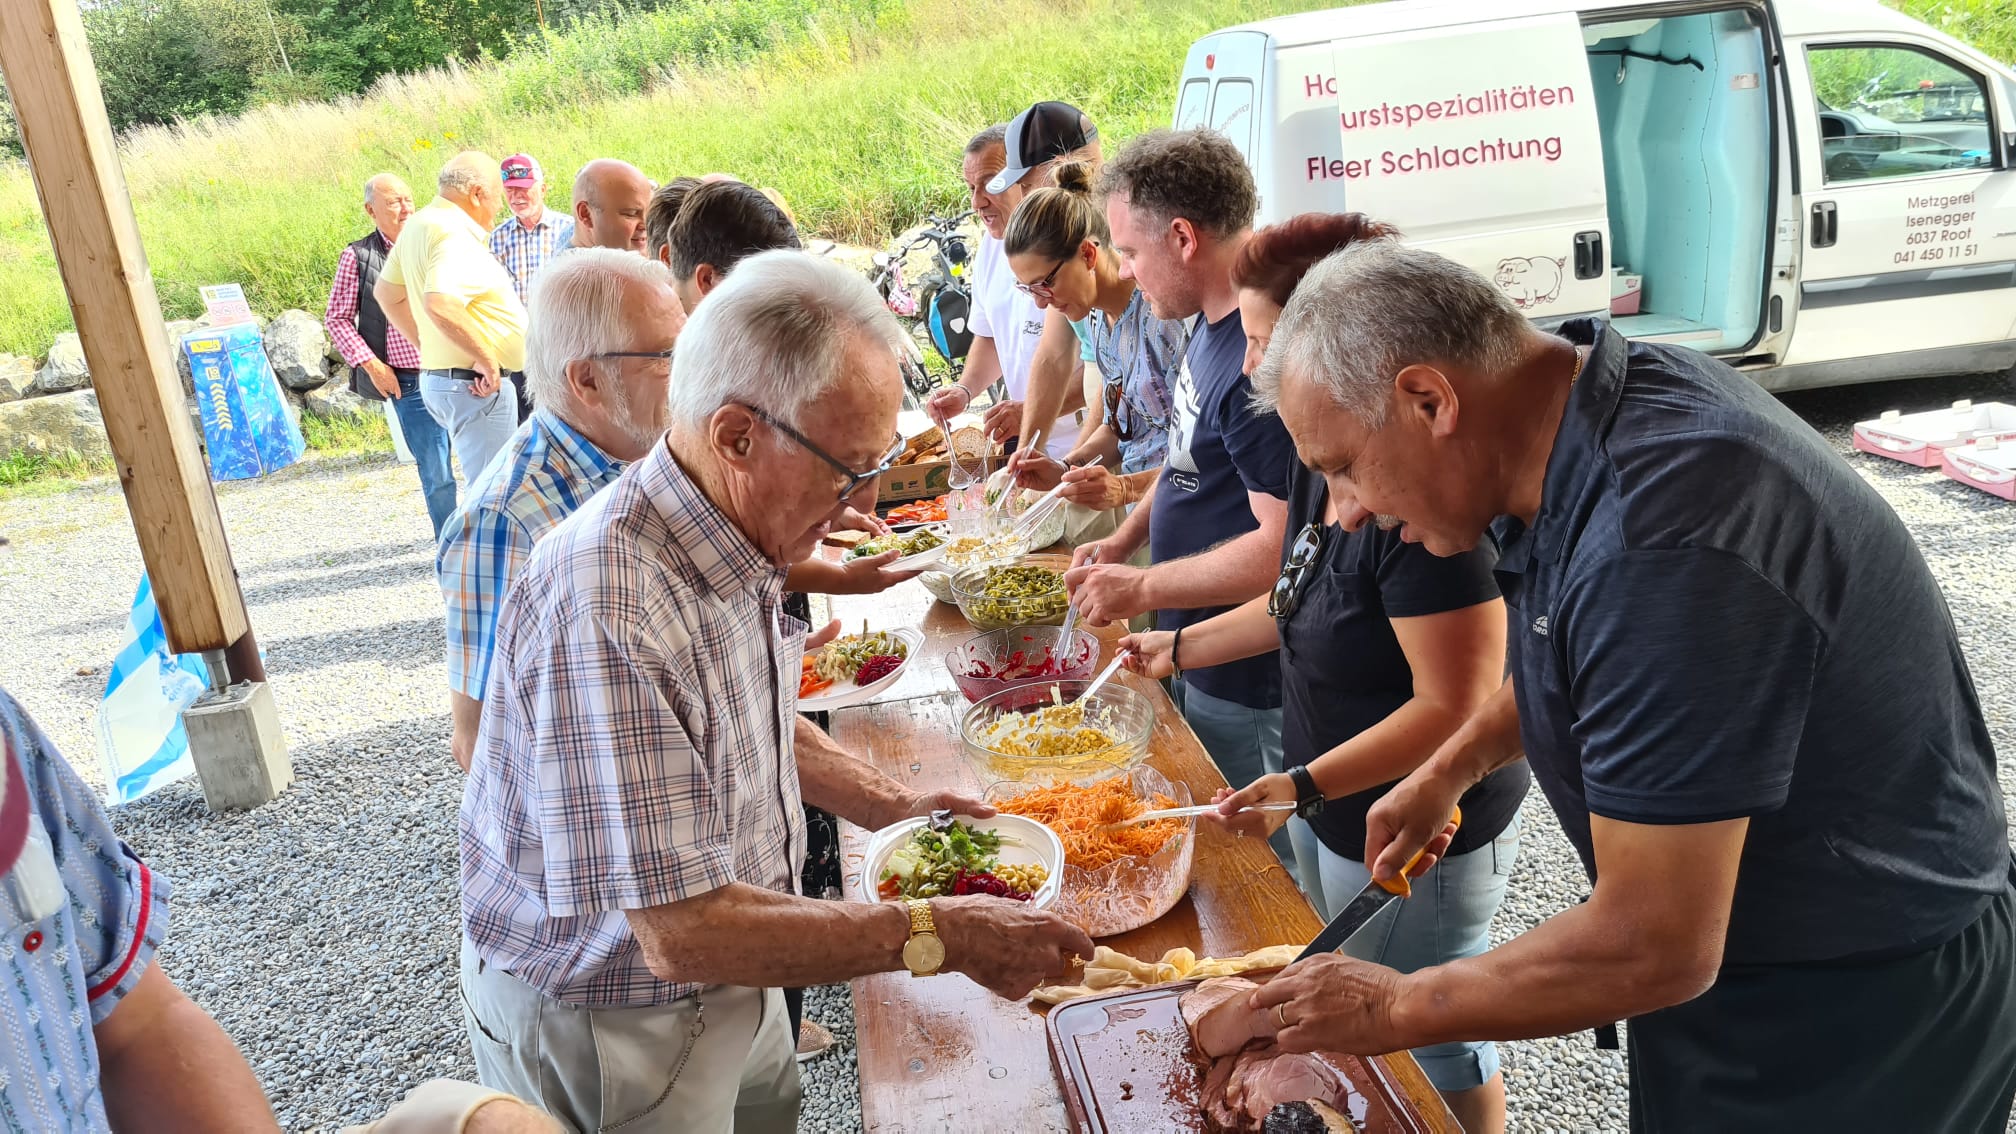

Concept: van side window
[[1177, 80, 1210, 131], [1807, 45, 1995, 184]]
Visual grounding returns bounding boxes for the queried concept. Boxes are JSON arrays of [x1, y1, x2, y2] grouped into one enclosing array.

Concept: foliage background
[[0, 0, 2007, 359]]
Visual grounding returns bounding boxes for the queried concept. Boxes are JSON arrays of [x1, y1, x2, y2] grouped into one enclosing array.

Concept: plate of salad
[[844, 525, 947, 572], [860, 812, 1064, 908], [798, 624, 925, 711]]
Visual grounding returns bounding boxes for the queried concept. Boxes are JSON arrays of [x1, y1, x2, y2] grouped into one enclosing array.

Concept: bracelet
[[1170, 626, 1184, 680]]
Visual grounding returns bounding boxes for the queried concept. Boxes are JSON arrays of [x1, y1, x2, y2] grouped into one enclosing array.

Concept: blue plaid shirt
[[1, 689, 168, 1132], [460, 440, 807, 1007], [488, 209, 572, 305], [437, 408, 626, 702]]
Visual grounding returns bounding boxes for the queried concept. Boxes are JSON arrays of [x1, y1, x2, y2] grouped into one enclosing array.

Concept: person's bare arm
[[374, 279, 421, 346], [783, 550, 920, 597], [1120, 594, 1279, 678], [1017, 310, 1088, 453], [792, 716, 985, 830], [450, 691, 483, 773], [1254, 816, 1747, 1053], [1064, 490, 1285, 626], [625, 883, 1093, 999], [1361, 677, 1525, 880], [96, 963, 279, 1134], [422, 293, 501, 383]]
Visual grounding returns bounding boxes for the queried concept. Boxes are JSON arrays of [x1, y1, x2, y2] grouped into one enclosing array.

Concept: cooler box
[[1852, 400, 2016, 468], [182, 322, 306, 481], [1941, 437, 2016, 502]]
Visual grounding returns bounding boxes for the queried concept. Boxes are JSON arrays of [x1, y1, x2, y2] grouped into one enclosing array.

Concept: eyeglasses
[[581, 349, 675, 365], [740, 403, 906, 503], [1268, 523, 1327, 620], [1013, 256, 1073, 300]]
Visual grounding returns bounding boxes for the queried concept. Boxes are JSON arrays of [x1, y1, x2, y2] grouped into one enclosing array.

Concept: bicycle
[[870, 210, 1002, 408]]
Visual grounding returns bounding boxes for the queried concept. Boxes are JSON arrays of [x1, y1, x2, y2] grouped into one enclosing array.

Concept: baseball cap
[[986, 101, 1099, 195], [501, 154, 543, 188]]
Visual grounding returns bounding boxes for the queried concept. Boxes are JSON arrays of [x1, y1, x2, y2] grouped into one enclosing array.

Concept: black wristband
[[1170, 626, 1184, 680], [1288, 764, 1324, 820]]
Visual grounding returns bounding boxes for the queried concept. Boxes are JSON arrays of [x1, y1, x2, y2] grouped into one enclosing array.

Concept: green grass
[[296, 408, 392, 457], [0, 450, 112, 491], [0, 0, 2006, 361]]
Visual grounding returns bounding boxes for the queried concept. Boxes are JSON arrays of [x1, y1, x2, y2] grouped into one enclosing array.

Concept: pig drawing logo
[[1494, 256, 1565, 309]]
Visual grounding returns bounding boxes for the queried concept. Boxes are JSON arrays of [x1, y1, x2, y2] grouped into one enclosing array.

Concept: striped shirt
[[459, 440, 808, 1007], [436, 408, 625, 701], [325, 244, 422, 370], [487, 209, 572, 306], [1, 689, 167, 1133]]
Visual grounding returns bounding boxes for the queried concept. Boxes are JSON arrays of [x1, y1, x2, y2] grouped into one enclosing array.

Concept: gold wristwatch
[[901, 899, 946, 977]]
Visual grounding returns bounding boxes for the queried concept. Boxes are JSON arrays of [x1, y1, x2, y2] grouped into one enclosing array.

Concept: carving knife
[[1294, 805, 1462, 962]]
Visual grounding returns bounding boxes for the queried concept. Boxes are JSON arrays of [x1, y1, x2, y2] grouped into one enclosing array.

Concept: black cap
[[986, 101, 1099, 195]]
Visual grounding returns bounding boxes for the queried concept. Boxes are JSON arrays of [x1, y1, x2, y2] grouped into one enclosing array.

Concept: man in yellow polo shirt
[[376, 151, 529, 485]]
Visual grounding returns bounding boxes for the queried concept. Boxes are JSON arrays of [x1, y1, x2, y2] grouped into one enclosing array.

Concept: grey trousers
[[458, 940, 800, 1134]]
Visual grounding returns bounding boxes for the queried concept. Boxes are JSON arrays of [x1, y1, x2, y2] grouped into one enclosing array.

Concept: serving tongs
[[1009, 455, 1104, 541], [1096, 801, 1298, 831]]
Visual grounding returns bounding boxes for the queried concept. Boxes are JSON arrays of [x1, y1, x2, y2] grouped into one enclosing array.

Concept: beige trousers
[[458, 940, 799, 1134]]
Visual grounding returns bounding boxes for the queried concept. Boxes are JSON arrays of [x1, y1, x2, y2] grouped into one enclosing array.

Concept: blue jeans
[[1169, 678, 1298, 881], [420, 369, 518, 486], [1314, 816, 1521, 1093], [388, 371, 456, 540]]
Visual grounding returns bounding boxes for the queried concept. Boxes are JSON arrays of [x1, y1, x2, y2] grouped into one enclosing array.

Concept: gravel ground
[[0, 369, 2011, 1133]]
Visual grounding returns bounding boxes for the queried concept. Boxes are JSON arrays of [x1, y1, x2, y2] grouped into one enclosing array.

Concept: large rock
[[0, 388, 107, 462], [304, 382, 372, 422], [164, 319, 200, 397], [0, 354, 32, 403], [263, 310, 332, 391], [34, 333, 89, 394]]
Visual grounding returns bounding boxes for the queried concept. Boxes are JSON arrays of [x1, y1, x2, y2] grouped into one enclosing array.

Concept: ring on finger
[[1275, 1003, 1290, 1029]]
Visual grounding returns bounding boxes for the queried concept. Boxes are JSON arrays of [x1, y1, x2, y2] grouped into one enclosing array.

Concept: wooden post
[[0, 0, 250, 656]]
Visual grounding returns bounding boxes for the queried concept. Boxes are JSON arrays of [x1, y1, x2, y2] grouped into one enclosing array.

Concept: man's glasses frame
[[1268, 522, 1327, 620], [739, 403, 905, 503]]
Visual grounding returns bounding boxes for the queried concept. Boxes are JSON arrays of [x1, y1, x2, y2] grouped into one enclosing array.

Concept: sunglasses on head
[[502, 165, 534, 180]]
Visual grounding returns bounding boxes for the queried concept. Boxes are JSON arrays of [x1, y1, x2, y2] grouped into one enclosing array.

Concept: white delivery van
[[1176, 0, 2016, 390]]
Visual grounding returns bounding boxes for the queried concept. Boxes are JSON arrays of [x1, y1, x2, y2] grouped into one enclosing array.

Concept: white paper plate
[[798, 627, 926, 711], [857, 812, 1065, 908], [885, 541, 948, 572]]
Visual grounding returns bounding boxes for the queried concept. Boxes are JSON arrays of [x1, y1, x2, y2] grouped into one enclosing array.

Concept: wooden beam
[[0, 0, 250, 654]]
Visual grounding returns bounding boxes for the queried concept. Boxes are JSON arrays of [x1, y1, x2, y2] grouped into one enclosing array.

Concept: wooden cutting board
[[1045, 981, 1451, 1134]]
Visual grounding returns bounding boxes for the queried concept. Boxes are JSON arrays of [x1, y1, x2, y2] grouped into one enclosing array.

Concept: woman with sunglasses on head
[[999, 161, 1187, 533], [1117, 213, 1528, 1134]]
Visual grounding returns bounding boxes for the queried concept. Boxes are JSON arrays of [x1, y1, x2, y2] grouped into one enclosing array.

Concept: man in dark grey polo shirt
[[1239, 239, 2016, 1131]]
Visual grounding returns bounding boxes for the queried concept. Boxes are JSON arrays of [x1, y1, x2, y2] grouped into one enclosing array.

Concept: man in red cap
[[490, 154, 571, 424], [0, 688, 276, 1129]]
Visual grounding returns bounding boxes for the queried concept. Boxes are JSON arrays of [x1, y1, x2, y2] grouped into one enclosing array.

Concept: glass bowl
[[984, 764, 1196, 937], [958, 677, 1154, 784], [951, 553, 1072, 631], [942, 625, 1101, 703]]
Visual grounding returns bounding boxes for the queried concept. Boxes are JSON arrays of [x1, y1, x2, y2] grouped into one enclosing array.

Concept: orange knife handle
[[1375, 804, 1463, 897]]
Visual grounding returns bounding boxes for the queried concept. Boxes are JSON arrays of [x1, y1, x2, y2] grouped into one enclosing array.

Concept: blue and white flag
[[93, 575, 210, 805]]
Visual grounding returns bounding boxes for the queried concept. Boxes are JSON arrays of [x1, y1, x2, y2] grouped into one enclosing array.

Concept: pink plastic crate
[[1853, 401, 2016, 468], [1941, 439, 2016, 502]]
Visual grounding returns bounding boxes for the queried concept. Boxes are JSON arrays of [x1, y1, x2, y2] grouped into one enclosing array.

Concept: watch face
[[903, 933, 947, 975]]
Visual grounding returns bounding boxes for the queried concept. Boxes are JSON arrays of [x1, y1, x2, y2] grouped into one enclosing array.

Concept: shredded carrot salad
[[996, 777, 1182, 871]]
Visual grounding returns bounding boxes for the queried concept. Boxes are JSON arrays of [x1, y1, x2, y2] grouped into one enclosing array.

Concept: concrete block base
[[183, 680, 292, 811]]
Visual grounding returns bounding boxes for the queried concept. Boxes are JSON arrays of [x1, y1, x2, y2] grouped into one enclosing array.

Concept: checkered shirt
[[325, 243, 422, 370], [459, 440, 809, 1007], [1, 688, 168, 1132], [487, 209, 572, 305], [436, 408, 625, 701]]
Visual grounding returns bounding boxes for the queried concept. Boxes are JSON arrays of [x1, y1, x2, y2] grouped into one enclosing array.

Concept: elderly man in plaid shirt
[[459, 251, 1094, 1132]]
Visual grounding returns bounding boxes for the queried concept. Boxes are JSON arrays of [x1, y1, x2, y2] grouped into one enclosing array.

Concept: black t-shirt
[[1499, 320, 2008, 965], [1150, 307, 1297, 709], [1276, 462, 1529, 860]]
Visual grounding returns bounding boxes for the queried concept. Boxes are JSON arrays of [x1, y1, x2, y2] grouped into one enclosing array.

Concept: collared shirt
[[437, 408, 626, 701], [1496, 319, 2007, 966], [460, 439, 808, 1007], [1, 689, 168, 1132], [1071, 289, 1186, 475], [326, 243, 423, 371], [379, 197, 527, 373], [487, 208, 572, 306]]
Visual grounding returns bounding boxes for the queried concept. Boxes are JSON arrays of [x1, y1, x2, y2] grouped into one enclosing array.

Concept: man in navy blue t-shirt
[[1242, 239, 2016, 1131], [1065, 129, 1298, 798]]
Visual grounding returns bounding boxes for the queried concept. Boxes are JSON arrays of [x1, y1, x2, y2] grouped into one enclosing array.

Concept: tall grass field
[[0, 0, 2009, 361]]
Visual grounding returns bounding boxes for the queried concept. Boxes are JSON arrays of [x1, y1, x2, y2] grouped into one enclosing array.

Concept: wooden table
[[824, 581, 1456, 1132]]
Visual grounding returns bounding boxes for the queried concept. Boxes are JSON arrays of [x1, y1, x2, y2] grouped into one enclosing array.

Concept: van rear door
[[1782, 33, 2016, 368], [1327, 13, 1611, 322]]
